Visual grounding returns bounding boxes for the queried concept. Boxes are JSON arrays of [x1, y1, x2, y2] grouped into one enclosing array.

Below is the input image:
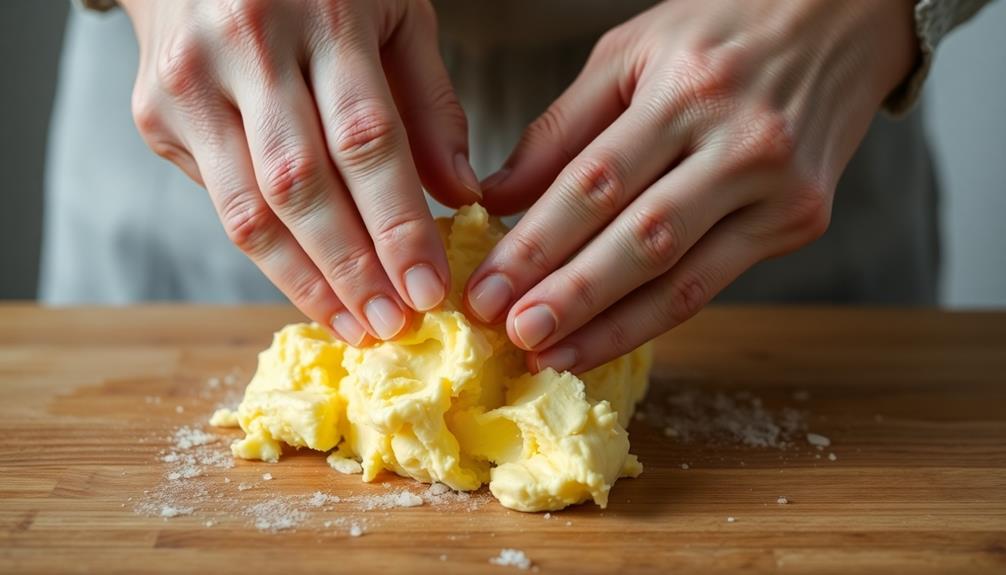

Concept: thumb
[[479, 57, 626, 215], [382, 1, 480, 209]]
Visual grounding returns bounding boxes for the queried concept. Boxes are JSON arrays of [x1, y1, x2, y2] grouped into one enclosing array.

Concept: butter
[[213, 204, 651, 512]]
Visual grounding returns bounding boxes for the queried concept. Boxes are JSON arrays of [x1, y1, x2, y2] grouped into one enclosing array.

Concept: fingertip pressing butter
[[212, 204, 651, 512]]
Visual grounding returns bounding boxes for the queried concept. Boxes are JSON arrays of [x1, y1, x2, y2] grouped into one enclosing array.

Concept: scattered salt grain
[[440, 554, 448, 562], [207, 377, 221, 389], [176, 405, 185, 414], [160, 505, 194, 518], [490, 549, 532, 570], [543, 513, 551, 520], [726, 516, 736, 523], [777, 496, 789, 505], [806, 433, 831, 448], [356, 490, 424, 510], [248, 498, 307, 532], [349, 523, 364, 537], [828, 452, 837, 461], [641, 387, 806, 449], [262, 473, 273, 481], [307, 491, 341, 507], [204, 520, 215, 527], [237, 483, 253, 491], [680, 463, 690, 470], [428, 482, 450, 496]]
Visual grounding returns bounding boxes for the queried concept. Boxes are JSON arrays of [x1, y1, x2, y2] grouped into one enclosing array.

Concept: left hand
[[464, 0, 918, 373]]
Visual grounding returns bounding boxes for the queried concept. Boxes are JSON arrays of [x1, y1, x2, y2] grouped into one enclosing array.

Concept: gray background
[[1, 0, 1003, 307]]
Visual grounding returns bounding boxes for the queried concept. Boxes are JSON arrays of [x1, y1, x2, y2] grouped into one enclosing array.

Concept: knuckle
[[372, 211, 428, 250], [219, 192, 278, 255], [286, 274, 332, 309], [326, 243, 380, 289], [655, 275, 707, 327], [564, 266, 598, 312], [259, 147, 325, 215], [558, 154, 626, 221], [678, 48, 741, 103], [624, 208, 682, 272], [156, 31, 204, 99], [332, 102, 402, 170], [599, 312, 633, 354], [787, 180, 832, 243], [522, 104, 577, 163], [504, 229, 553, 276], [131, 88, 165, 138], [728, 109, 797, 171], [594, 25, 631, 58]]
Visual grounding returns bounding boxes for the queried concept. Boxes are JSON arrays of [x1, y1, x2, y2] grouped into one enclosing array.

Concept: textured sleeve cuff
[[72, 0, 118, 12], [884, 0, 992, 116]]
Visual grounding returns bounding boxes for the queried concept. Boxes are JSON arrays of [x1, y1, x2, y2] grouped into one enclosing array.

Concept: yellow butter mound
[[213, 204, 651, 512]]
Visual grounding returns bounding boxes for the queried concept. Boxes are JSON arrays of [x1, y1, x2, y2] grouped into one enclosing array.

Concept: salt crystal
[[208, 377, 221, 388], [349, 523, 364, 537], [543, 513, 551, 520], [204, 520, 215, 527], [238, 483, 253, 491], [175, 405, 185, 414], [440, 554, 448, 562], [828, 452, 837, 461], [564, 521, 572, 527], [777, 496, 789, 505], [726, 516, 736, 523], [489, 549, 532, 570], [806, 433, 831, 448], [663, 427, 679, 438], [262, 473, 273, 481], [680, 463, 689, 470], [428, 482, 450, 496], [160, 505, 193, 518]]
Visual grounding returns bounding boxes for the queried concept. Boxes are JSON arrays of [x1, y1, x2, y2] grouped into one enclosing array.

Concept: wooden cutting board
[[0, 305, 1004, 574]]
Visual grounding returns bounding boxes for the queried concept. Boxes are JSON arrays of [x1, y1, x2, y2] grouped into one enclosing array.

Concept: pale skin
[[120, 0, 917, 373]]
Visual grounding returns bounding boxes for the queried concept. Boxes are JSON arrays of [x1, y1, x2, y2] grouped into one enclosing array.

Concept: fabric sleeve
[[885, 0, 993, 115]]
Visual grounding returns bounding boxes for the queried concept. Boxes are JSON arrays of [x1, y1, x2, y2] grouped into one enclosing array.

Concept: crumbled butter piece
[[222, 205, 651, 512]]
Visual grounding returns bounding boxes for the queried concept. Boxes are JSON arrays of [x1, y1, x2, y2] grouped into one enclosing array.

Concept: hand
[[465, 0, 917, 373], [120, 0, 481, 345]]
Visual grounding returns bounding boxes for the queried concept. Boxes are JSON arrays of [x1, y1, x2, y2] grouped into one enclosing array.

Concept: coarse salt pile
[[489, 548, 532, 570]]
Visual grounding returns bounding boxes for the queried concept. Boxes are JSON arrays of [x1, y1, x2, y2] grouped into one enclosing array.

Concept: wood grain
[[0, 305, 1003, 574]]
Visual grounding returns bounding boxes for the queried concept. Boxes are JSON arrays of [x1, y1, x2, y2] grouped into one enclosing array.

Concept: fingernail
[[404, 264, 445, 312], [454, 152, 482, 199], [468, 273, 513, 323], [331, 312, 366, 347], [513, 304, 558, 349], [480, 167, 511, 192], [535, 346, 578, 373], [364, 296, 406, 340]]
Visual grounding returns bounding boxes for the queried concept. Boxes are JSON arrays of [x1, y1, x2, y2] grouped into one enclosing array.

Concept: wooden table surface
[[0, 305, 1004, 574]]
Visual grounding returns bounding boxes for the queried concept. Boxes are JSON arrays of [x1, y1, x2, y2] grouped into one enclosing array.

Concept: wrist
[[862, 0, 920, 105]]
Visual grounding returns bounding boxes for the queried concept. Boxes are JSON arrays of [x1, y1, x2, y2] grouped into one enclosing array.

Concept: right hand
[[120, 0, 481, 345]]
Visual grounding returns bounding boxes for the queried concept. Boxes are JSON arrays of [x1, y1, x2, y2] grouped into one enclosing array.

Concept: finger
[[478, 52, 626, 215], [382, 0, 481, 208], [503, 151, 756, 351], [309, 26, 450, 317], [464, 100, 692, 326], [182, 100, 367, 345], [232, 71, 413, 341], [529, 211, 774, 374]]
